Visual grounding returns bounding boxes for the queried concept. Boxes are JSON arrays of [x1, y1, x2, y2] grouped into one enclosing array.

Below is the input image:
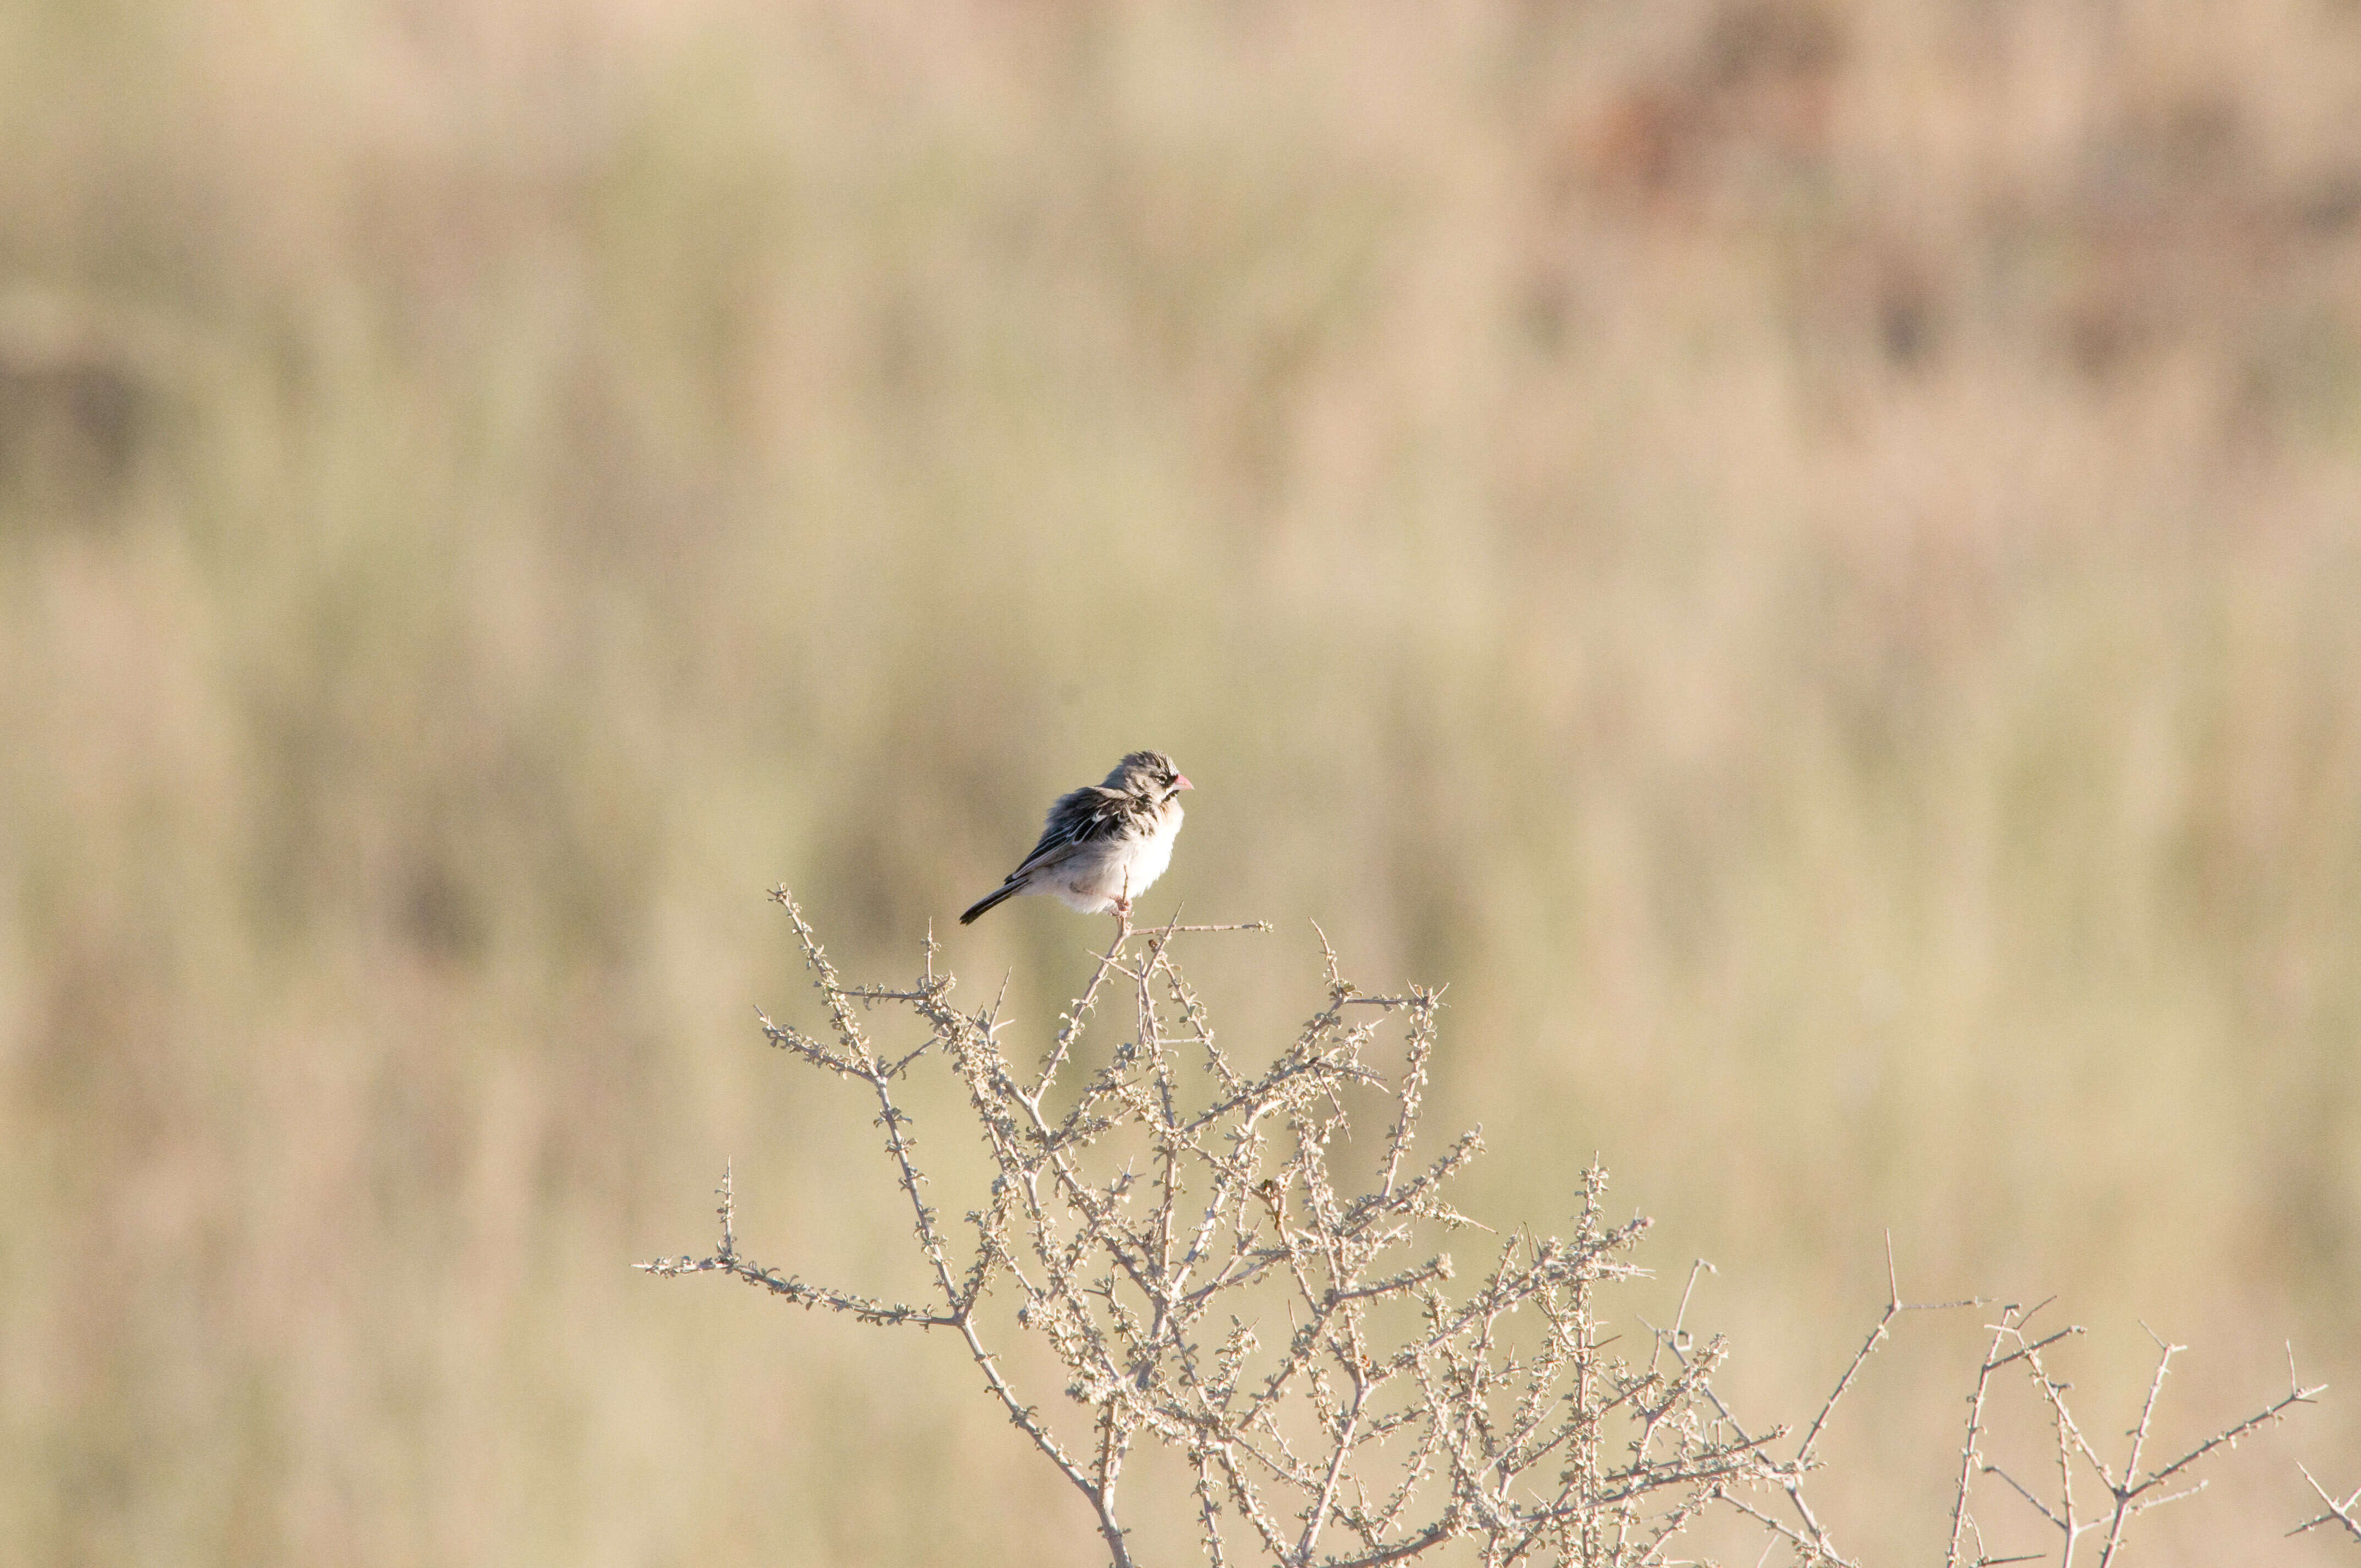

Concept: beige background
[[2, 1, 2357, 1562]]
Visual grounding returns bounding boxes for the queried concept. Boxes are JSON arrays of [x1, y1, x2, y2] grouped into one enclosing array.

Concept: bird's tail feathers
[[959, 883, 1024, 925]]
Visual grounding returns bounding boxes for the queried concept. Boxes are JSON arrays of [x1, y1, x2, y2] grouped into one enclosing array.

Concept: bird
[[959, 751, 1193, 925]]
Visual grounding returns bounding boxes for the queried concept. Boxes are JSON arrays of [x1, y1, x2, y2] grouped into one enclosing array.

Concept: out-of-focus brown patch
[[1570, 1, 1847, 214], [0, 295, 165, 517]]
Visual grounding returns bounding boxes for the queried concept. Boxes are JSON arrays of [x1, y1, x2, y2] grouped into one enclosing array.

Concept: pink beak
[[1174, 774, 1194, 790]]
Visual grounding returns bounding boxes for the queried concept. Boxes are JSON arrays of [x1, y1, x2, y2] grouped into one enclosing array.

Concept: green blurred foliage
[[1, 1, 2357, 1562]]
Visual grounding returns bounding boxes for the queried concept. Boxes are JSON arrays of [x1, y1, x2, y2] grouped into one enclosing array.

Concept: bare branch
[[649, 895, 2330, 1568], [2291, 1463, 2361, 1543]]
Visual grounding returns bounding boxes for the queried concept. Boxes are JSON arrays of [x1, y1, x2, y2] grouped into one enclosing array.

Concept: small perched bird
[[960, 751, 1193, 925]]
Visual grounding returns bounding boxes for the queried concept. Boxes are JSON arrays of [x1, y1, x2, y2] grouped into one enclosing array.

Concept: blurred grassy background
[[2, 0, 2358, 1562]]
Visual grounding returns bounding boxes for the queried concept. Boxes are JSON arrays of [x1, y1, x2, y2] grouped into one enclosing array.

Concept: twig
[[648, 893, 2329, 1568], [2291, 1462, 2361, 1542]]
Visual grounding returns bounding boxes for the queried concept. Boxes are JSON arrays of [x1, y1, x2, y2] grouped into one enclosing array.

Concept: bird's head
[[1109, 750, 1192, 803]]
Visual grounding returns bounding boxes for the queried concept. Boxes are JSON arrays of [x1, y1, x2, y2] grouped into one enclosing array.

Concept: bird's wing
[[1004, 785, 1141, 881]]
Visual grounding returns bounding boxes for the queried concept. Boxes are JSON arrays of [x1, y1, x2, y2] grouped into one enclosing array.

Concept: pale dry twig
[[646, 892, 2342, 1567]]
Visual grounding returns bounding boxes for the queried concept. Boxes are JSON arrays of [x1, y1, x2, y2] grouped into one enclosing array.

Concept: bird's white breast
[[1125, 803, 1180, 891], [1052, 801, 1183, 912]]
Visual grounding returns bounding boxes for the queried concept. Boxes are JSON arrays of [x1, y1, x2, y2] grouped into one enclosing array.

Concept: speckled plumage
[[959, 751, 1193, 925]]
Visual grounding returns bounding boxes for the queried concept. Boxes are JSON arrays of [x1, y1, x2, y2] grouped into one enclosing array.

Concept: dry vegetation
[[2, 1, 2359, 1564], [650, 896, 2335, 1566]]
